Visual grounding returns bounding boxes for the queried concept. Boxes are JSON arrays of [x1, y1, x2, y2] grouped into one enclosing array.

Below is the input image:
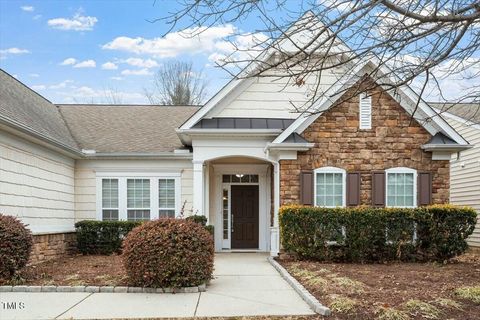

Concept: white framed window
[[359, 93, 372, 129], [314, 167, 346, 207], [159, 179, 176, 218], [102, 179, 119, 221], [97, 173, 181, 221], [127, 178, 151, 221], [386, 167, 417, 208]]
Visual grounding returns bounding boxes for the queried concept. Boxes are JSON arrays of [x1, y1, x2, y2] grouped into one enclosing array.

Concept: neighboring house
[[0, 13, 474, 260], [430, 103, 480, 247]]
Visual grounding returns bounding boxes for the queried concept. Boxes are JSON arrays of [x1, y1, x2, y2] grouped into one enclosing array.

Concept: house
[[430, 103, 480, 247], [0, 13, 474, 261]]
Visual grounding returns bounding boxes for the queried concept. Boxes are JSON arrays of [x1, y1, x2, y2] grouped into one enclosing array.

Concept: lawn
[[280, 251, 480, 319]]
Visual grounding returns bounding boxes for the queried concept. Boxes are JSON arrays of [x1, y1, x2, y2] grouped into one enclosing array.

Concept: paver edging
[[0, 283, 205, 294], [268, 256, 331, 316]]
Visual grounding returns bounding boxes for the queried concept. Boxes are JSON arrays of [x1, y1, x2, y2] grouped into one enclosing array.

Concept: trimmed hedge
[[279, 204, 477, 262], [186, 215, 214, 235], [0, 214, 33, 280], [75, 220, 141, 254], [122, 219, 214, 288]]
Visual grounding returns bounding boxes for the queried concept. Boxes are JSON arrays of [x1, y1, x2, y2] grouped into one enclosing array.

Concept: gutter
[[176, 128, 283, 135], [176, 128, 284, 145], [265, 142, 315, 152], [83, 152, 193, 160], [421, 144, 473, 152], [0, 115, 83, 157]]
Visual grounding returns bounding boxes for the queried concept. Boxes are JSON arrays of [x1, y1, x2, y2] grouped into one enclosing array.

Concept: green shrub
[[186, 215, 214, 236], [122, 219, 214, 288], [75, 220, 141, 254], [279, 204, 476, 262], [0, 214, 33, 280], [186, 215, 208, 226]]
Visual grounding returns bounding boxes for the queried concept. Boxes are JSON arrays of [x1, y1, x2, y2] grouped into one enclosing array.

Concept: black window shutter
[[346, 172, 361, 206], [371, 171, 386, 207], [300, 171, 314, 206], [418, 172, 432, 206]]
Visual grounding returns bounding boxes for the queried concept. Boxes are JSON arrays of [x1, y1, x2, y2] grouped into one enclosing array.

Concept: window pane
[[405, 196, 414, 207], [325, 174, 333, 184], [333, 196, 342, 207], [316, 196, 325, 206], [127, 179, 150, 209], [127, 209, 150, 221], [250, 175, 259, 183], [102, 209, 118, 221], [334, 173, 342, 184], [316, 171, 344, 207], [159, 209, 175, 218], [159, 179, 175, 210], [386, 172, 415, 207], [325, 196, 334, 207], [223, 189, 229, 240], [317, 173, 325, 184], [102, 179, 118, 208]]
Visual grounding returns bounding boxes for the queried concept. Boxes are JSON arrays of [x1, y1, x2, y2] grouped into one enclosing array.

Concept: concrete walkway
[[0, 253, 314, 319]]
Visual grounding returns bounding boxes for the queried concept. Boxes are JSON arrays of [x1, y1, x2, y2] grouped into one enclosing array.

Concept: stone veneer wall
[[280, 81, 450, 206], [29, 232, 77, 264]]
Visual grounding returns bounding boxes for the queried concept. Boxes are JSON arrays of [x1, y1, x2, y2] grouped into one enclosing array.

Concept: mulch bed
[[280, 251, 480, 320], [9, 254, 128, 286]]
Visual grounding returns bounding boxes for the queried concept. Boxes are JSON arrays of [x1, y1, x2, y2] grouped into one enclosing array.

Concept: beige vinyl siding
[[0, 130, 75, 234], [209, 60, 346, 119], [447, 116, 480, 247], [74, 159, 194, 221]]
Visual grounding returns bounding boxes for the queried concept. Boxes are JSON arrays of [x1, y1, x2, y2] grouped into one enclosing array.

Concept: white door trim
[[212, 164, 271, 252]]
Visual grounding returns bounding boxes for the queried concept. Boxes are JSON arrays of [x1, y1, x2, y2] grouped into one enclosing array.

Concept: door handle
[[231, 214, 234, 233]]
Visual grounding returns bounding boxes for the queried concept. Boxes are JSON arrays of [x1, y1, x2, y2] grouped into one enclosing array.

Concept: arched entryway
[[206, 156, 273, 252]]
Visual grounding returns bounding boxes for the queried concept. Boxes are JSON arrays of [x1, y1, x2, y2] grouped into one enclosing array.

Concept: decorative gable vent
[[359, 93, 372, 129]]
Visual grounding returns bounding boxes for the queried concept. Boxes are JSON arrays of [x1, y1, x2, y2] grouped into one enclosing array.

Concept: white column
[[270, 161, 280, 256], [192, 160, 205, 216]]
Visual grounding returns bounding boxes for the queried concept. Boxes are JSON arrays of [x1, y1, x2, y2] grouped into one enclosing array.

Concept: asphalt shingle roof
[[58, 105, 199, 153], [430, 102, 480, 124], [0, 69, 79, 151]]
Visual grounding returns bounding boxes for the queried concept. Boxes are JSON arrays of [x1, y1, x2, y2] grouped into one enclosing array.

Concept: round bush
[[122, 219, 214, 288], [0, 214, 33, 280]]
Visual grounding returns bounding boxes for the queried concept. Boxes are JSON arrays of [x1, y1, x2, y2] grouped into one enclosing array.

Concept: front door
[[231, 185, 259, 249]]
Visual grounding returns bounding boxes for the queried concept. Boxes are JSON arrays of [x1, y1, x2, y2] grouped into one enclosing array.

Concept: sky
[[0, 1, 478, 105], [0, 0, 258, 104]]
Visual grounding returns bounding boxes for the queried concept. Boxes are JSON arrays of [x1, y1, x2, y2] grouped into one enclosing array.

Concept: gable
[[273, 60, 469, 148], [205, 61, 347, 119], [302, 77, 433, 149]]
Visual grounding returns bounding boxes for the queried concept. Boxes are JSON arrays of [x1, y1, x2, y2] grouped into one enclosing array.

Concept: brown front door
[[231, 185, 259, 249]]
